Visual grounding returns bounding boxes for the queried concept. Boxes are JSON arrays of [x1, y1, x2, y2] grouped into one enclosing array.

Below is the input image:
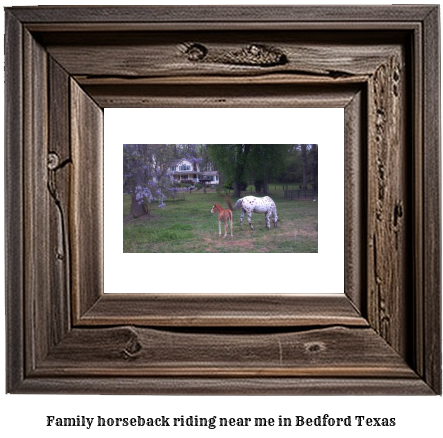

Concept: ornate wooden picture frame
[[5, 6, 441, 394]]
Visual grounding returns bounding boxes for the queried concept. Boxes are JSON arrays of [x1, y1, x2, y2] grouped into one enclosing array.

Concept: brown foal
[[211, 203, 233, 238]]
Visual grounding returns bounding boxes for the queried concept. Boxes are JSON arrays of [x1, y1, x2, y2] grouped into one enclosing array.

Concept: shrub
[[223, 180, 233, 190]]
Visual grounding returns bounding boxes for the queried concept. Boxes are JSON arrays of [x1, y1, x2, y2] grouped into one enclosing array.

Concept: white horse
[[227, 196, 278, 230]]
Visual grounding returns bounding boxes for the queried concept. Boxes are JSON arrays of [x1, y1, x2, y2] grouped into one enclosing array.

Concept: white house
[[169, 159, 219, 185], [199, 170, 219, 185]]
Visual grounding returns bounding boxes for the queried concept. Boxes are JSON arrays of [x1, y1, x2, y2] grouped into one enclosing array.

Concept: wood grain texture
[[83, 83, 361, 108], [23, 29, 50, 372], [48, 58, 72, 345], [79, 294, 367, 327], [344, 90, 366, 313], [41, 31, 402, 80], [4, 5, 441, 394], [37, 326, 415, 378], [4, 10, 24, 393], [70, 80, 104, 321], [411, 18, 425, 383], [422, 6, 441, 394], [12, 376, 434, 396], [366, 51, 409, 357]]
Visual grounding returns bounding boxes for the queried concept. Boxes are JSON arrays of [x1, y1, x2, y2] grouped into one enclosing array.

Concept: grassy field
[[123, 188, 318, 253]]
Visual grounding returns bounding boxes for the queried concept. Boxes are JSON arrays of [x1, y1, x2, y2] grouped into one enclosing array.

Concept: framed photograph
[[5, 5, 440, 394]]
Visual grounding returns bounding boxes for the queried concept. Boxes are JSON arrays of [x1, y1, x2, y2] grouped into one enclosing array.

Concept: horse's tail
[[225, 196, 242, 211], [233, 199, 243, 210], [225, 196, 234, 210]]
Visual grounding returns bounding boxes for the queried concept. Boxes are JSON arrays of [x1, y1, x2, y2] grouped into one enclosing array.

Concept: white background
[[106, 108, 344, 294], [1, 1, 442, 438]]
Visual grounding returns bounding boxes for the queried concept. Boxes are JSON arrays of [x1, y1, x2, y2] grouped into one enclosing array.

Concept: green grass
[[123, 188, 318, 253]]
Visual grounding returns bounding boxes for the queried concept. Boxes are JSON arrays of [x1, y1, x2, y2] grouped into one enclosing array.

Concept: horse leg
[[230, 218, 233, 237], [240, 210, 245, 229], [247, 211, 254, 230], [265, 211, 271, 230], [273, 208, 278, 228], [223, 219, 227, 238], [218, 219, 221, 236]]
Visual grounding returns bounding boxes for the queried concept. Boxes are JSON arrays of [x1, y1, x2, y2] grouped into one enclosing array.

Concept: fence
[[224, 185, 318, 200], [284, 189, 318, 200]]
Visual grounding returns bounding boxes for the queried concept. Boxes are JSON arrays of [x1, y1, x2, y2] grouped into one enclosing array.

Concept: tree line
[[207, 144, 318, 197], [123, 144, 318, 217]]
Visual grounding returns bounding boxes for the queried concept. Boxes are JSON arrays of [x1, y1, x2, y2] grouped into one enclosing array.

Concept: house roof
[[169, 159, 186, 166], [199, 171, 218, 176]]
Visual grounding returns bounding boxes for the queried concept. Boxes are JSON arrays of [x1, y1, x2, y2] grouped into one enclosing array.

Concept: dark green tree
[[301, 144, 308, 189], [208, 144, 292, 196], [308, 144, 318, 189], [248, 145, 290, 194], [296, 144, 318, 189], [207, 144, 251, 197]]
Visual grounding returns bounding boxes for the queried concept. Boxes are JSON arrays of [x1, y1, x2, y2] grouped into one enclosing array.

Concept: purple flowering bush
[[123, 144, 202, 217]]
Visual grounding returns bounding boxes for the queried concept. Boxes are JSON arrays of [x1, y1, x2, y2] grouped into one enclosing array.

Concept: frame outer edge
[[5, 5, 438, 23], [11, 377, 435, 396], [423, 6, 441, 395], [5, 11, 25, 392], [4, 5, 441, 395]]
